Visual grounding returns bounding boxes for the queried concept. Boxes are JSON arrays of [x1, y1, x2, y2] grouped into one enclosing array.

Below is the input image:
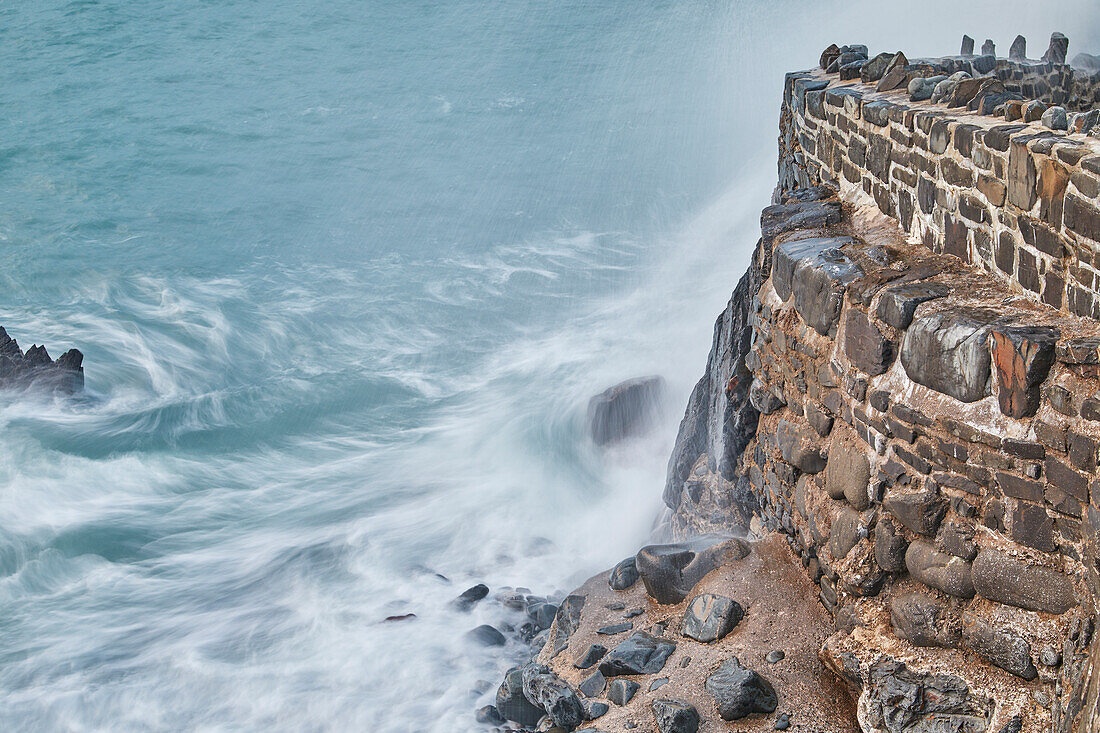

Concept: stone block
[[1008, 140, 1037, 211], [1010, 500, 1056, 552], [900, 309, 994, 403], [844, 309, 895, 376], [777, 419, 827, 473], [891, 593, 960, 647], [772, 237, 863, 337], [874, 520, 908, 572], [905, 540, 975, 598], [989, 326, 1058, 418], [877, 282, 950, 330], [827, 441, 871, 510], [972, 549, 1077, 614], [884, 482, 945, 536], [962, 615, 1037, 680]]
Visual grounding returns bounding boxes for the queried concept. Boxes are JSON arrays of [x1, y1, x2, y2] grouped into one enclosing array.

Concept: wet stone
[[681, 593, 744, 643], [771, 237, 862, 337], [599, 632, 677, 676], [876, 282, 950, 331], [636, 535, 750, 605], [497, 667, 545, 727], [900, 309, 995, 403], [476, 705, 505, 725], [597, 623, 633, 636], [452, 583, 489, 611], [467, 624, 507, 646], [522, 663, 586, 731]]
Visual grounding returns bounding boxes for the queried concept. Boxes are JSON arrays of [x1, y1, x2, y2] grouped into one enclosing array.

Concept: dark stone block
[[772, 237, 863, 337], [1008, 140, 1037, 211], [704, 657, 778, 721], [844, 309, 895, 377], [875, 520, 908, 572], [652, 699, 699, 733], [989, 326, 1058, 418], [905, 540, 975, 598], [962, 616, 1037, 680], [777, 419, 826, 474], [760, 200, 843, 242], [599, 632, 677, 676], [1064, 193, 1100, 243], [884, 482, 945, 536], [996, 471, 1044, 502], [972, 549, 1077, 614], [1010, 501, 1055, 552], [877, 282, 950, 330], [900, 309, 995, 403]]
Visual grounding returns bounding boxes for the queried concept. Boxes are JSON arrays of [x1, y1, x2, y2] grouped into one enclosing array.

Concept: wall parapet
[[778, 37, 1100, 323]]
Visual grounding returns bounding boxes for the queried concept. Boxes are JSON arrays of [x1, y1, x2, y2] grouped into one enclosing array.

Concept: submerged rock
[[588, 376, 665, 446], [451, 583, 489, 611]]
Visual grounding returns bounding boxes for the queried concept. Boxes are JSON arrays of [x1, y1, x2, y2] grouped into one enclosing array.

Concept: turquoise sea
[[1, 1, 1096, 729]]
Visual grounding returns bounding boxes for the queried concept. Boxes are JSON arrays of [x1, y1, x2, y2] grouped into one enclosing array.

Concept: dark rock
[[749, 378, 786, 415], [820, 44, 840, 72], [522, 663, 586, 731], [938, 521, 977, 562], [772, 237, 862, 337], [476, 705, 505, 725], [574, 644, 608, 670], [649, 678, 669, 691], [829, 507, 863, 561], [765, 650, 785, 664], [905, 540, 974, 598], [467, 624, 506, 646], [874, 520, 909, 572], [529, 602, 559, 631], [552, 595, 586, 656], [579, 670, 606, 698], [588, 377, 665, 446], [990, 326, 1058, 418], [775, 712, 791, 730], [608, 678, 640, 706], [681, 593, 744, 643], [900, 309, 995, 403], [597, 622, 633, 635], [0, 327, 85, 394], [826, 442, 871, 510], [1042, 106, 1068, 131], [704, 657, 778, 721], [876, 282, 950, 330], [863, 657, 992, 731], [599, 632, 677, 676], [909, 76, 945, 102], [805, 401, 834, 437], [609, 557, 639, 591], [776, 420, 827, 474], [651, 699, 700, 733], [1043, 32, 1069, 64], [960, 35, 975, 56], [891, 593, 960, 647], [861, 52, 896, 83], [760, 201, 842, 241], [962, 616, 1037, 680], [844, 309, 895, 377], [883, 482, 946, 537], [497, 667, 545, 727], [971, 549, 1076, 614], [1010, 35, 1027, 61], [636, 534, 750, 604]]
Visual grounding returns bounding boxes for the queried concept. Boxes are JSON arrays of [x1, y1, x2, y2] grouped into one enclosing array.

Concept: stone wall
[[665, 180, 1100, 731], [777, 40, 1100, 323]]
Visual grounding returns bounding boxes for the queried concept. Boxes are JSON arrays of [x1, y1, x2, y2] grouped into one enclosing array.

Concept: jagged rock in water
[[598, 631, 676, 676], [451, 583, 488, 611], [635, 534, 750, 604], [704, 657, 778, 721], [0, 326, 84, 394], [651, 699, 700, 733], [496, 667, 544, 727], [587, 376, 665, 446]]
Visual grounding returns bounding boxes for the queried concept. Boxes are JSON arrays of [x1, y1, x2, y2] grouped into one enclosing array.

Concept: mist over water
[[1, 1, 1098, 730]]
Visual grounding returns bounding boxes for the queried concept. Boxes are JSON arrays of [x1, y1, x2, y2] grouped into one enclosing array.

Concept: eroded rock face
[[636, 535, 750, 605], [587, 376, 665, 446], [891, 593, 960, 648], [552, 595, 586, 656], [863, 657, 992, 733]]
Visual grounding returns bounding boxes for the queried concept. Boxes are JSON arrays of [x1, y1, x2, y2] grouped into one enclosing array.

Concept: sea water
[[1, 1, 1096, 730]]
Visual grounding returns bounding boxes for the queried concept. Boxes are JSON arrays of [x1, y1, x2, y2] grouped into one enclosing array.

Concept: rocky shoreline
[[0, 326, 84, 395], [473, 31, 1100, 733]]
